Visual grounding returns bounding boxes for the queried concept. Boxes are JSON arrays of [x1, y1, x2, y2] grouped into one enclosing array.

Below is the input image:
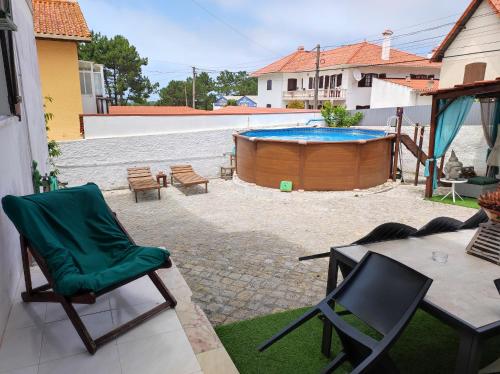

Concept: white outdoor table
[[322, 230, 500, 374], [441, 178, 469, 203]]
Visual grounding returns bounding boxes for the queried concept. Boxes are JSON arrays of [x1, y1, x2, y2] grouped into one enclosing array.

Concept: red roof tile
[[380, 78, 440, 92], [213, 106, 318, 114], [253, 42, 440, 76], [108, 106, 208, 115], [33, 0, 91, 41], [432, 0, 500, 62]]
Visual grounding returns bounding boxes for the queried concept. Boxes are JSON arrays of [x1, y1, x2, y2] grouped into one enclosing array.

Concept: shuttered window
[[0, 0, 19, 117]]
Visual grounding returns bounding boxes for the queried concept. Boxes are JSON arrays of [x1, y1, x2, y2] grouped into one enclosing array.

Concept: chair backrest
[[411, 216, 462, 238], [353, 222, 417, 245], [460, 209, 488, 230], [334, 252, 432, 336], [171, 165, 194, 174], [127, 167, 152, 179], [1, 183, 132, 277]]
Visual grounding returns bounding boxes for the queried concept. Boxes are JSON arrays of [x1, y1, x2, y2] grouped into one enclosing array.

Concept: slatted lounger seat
[[170, 165, 209, 193], [127, 166, 161, 202]]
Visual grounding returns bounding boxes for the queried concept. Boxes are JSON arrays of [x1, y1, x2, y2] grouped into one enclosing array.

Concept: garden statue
[[444, 150, 463, 180]]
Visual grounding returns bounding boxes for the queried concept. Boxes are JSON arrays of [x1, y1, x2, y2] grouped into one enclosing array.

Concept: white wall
[[370, 79, 433, 108], [0, 0, 48, 340], [83, 111, 321, 139], [439, 0, 500, 88], [257, 74, 283, 108]]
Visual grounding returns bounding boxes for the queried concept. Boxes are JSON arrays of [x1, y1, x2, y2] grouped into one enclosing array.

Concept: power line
[[189, 0, 279, 57]]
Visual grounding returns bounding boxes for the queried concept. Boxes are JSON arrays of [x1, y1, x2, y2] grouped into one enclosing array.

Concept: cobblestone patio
[[104, 179, 476, 325]]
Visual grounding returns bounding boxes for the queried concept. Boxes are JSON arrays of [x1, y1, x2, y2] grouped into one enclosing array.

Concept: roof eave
[[35, 33, 92, 42], [431, 0, 487, 62]]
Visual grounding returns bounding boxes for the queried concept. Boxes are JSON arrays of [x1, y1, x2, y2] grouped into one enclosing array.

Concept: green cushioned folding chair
[[1, 183, 177, 354]]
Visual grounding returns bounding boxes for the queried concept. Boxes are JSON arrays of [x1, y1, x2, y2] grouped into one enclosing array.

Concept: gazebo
[[423, 77, 500, 198]]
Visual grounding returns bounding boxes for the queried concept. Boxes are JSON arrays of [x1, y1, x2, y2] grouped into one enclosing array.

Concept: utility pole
[[192, 66, 196, 108], [313, 44, 320, 109], [184, 82, 188, 107]]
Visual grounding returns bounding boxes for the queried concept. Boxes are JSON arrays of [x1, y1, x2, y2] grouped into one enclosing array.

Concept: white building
[[253, 31, 441, 110], [370, 77, 438, 108], [0, 0, 48, 335], [431, 0, 500, 88], [78, 60, 108, 114]]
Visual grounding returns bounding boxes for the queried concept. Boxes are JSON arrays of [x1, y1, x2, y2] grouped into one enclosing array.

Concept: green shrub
[[287, 100, 305, 109], [321, 102, 363, 127]]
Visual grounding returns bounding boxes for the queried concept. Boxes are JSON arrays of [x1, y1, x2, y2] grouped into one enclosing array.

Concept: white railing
[[283, 88, 346, 101]]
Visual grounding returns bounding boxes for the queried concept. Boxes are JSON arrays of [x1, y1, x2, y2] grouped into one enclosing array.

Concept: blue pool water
[[241, 127, 386, 142]]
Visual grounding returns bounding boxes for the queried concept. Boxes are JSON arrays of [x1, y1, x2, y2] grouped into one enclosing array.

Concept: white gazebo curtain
[[480, 98, 500, 176]]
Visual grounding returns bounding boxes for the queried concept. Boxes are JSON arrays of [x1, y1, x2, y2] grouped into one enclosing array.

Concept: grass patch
[[427, 195, 479, 209], [216, 307, 500, 374]]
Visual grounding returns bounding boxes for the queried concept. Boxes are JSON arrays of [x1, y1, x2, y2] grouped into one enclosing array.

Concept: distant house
[[431, 0, 500, 88], [213, 95, 258, 110], [33, 0, 106, 140], [370, 77, 439, 108], [252, 31, 441, 110]]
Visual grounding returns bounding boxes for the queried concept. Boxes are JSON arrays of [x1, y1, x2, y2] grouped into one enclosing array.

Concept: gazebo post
[[425, 95, 438, 198]]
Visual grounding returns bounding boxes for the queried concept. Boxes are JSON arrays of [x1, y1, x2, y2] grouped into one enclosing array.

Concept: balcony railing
[[283, 88, 346, 101]]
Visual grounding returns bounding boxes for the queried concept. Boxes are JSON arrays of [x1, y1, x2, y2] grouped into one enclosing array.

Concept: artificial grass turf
[[216, 307, 500, 374], [428, 195, 480, 209]]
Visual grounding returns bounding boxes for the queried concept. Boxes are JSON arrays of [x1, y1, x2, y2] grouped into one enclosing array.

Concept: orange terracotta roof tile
[[380, 78, 440, 92], [33, 0, 91, 41], [108, 106, 208, 115], [253, 42, 440, 76], [432, 0, 500, 61]]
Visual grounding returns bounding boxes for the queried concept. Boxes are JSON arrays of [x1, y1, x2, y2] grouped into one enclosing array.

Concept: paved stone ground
[[104, 179, 476, 325]]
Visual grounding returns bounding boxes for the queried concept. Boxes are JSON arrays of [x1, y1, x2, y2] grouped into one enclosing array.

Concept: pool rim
[[234, 127, 396, 145]]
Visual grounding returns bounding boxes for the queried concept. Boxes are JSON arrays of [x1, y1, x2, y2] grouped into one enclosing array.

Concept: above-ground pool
[[233, 127, 395, 191]]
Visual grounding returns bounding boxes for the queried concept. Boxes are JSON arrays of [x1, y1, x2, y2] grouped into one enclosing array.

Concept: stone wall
[[57, 128, 236, 190]]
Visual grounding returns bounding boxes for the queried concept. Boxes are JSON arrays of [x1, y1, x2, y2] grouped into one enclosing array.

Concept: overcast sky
[[79, 0, 471, 89]]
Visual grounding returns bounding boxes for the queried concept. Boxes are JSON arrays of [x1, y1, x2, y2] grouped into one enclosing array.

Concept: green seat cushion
[[467, 176, 498, 186], [2, 183, 170, 296]]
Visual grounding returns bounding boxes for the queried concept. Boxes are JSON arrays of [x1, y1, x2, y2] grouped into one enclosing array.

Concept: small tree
[[44, 97, 61, 176], [321, 102, 363, 127], [226, 99, 238, 106], [287, 100, 305, 109]]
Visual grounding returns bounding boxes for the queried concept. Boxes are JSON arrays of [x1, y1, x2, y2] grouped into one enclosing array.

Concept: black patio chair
[[352, 222, 417, 245], [410, 216, 463, 238], [258, 252, 433, 374], [460, 209, 488, 230]]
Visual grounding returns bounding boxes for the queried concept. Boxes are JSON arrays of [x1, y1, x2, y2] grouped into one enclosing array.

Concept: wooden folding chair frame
[[18, 213, 177, 355]]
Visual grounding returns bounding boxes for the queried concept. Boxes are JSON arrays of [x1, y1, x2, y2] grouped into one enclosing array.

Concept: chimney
[[297, 46, 305, 51], [427, 47, 438, 59], [381, 29, 393, 61]]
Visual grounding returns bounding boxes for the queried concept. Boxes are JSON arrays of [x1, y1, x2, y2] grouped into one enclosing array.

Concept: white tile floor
[[0, 268, 202, 374]]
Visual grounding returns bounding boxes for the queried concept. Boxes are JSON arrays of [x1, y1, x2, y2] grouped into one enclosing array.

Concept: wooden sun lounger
[[170, 165, 209, 193], [127, 167, 161, 202]]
